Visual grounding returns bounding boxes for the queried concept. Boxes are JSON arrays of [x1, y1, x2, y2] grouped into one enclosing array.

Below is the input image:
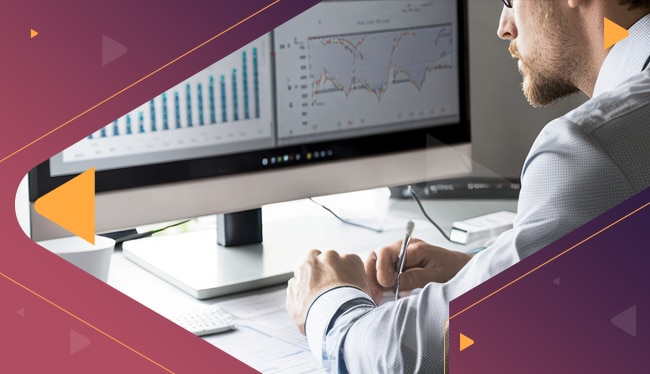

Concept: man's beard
[[509, 42, 579, 108]]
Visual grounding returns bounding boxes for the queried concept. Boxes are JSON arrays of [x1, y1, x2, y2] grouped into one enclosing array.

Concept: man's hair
[[617, 0, 650, 10]]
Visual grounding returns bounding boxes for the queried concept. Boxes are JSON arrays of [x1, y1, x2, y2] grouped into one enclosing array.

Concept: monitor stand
[[216, 209, 263, 247], [122, 209, 407, 299]]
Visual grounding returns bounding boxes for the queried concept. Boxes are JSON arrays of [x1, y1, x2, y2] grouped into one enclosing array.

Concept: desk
[[108, 188, 517, 373]]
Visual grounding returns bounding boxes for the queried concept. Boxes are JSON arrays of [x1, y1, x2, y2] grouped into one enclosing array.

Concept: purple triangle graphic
[[552, 277, 560, 286], [102, 34, 127, 66], [611, 305, 636, 337], [70, 329, 91, 355], [17, 308, 25, 317]]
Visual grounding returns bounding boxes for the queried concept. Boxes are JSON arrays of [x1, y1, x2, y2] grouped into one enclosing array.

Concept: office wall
[[467, 1, 588, 179]]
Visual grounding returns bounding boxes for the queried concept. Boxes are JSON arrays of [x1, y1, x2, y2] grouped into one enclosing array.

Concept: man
[[286, 0, 650, 372]]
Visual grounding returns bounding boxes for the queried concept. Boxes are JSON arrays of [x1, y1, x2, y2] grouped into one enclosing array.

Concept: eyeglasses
[[502, 0, 513, 8]]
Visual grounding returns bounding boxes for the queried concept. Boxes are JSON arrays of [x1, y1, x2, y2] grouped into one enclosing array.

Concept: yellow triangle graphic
[[460, 333, 474, 352], [604, 18, 629, 49], [30, 29, 38, 38], [34, 168, 95, 244]]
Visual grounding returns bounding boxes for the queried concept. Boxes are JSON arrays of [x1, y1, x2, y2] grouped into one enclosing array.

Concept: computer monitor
[[28, 0, 471, 298]]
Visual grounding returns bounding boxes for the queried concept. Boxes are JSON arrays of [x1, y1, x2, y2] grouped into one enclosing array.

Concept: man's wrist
[[304, 286, 375, 363], [304, 284, 369, 334], [445, 250, 473, 281]]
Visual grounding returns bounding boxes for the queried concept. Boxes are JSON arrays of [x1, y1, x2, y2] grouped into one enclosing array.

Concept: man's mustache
[[509, 41, 521, 60]]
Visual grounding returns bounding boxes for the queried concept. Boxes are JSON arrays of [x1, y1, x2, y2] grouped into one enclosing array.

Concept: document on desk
[[206, 287, 325, 373]]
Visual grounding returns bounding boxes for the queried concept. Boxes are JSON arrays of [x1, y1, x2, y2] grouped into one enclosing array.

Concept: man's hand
[[286, 249, 371, 335], [364, 238, 472, 304]]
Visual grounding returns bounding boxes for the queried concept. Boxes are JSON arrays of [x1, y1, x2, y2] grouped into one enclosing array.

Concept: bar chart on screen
[[57, 35, 274, 173]]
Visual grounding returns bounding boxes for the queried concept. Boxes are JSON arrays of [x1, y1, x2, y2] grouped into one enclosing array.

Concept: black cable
[[309, 198, 383, 233], [408, 185, 453, 242], [113, 219, 191, 244]]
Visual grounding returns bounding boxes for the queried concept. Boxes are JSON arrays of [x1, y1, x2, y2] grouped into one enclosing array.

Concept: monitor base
[[122, 213, 408, 299]]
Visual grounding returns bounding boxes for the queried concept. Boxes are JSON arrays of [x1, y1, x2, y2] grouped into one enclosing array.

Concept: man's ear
[[568, 0, 582, 9]]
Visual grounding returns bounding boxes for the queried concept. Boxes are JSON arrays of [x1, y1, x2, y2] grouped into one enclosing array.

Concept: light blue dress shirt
[[304, 14, 650, 373]]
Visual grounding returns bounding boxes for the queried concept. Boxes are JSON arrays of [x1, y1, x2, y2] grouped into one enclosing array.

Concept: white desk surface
[[107, 188, 517, 373]]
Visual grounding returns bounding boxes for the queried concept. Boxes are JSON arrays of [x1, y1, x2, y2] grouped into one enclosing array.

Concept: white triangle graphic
[[102, 34, 127, 66], [70, 329, 91, 355], [611, 305, 636, 337]]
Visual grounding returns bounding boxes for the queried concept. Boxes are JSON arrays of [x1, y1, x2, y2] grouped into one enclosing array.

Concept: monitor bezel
[[28, 0, 471, 239]]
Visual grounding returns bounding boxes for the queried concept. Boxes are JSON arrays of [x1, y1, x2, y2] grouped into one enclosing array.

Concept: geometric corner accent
[[102, 34, 128, 66], [70, 329, 91, 355], [460, 333, 474, 352], [33, 167, 95, 244], [603, 17, 629, 50], [552, 277, 560, 286], [611, 305, 636, 337], [17, 308, 25, 317]]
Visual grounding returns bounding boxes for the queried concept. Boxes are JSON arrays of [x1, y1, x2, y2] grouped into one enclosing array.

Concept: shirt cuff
[[304, 286, 374, 364]]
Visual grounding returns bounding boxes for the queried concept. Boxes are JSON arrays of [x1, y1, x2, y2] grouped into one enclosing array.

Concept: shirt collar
[[593, 13, 650, 97]]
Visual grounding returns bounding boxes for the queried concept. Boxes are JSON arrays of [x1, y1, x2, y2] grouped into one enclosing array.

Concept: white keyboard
[[168, 305, 236, 336]]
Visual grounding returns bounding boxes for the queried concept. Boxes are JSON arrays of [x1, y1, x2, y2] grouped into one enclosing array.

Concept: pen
[[469, 246, 487, 254], [395, 220, 414, 301]]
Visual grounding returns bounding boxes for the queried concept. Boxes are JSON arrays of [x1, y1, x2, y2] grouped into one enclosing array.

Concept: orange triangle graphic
[[604, 18, 629, 49], [460, 333, 474, 352], [30, 29, 38, 38], [34, 168, 95, 244]]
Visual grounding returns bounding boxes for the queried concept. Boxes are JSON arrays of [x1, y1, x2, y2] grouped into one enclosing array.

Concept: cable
[[308, 186, 462, 241], [408, 185, 453, 242], [113, 219, 191, 244], [309, 197, 383, 233]]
